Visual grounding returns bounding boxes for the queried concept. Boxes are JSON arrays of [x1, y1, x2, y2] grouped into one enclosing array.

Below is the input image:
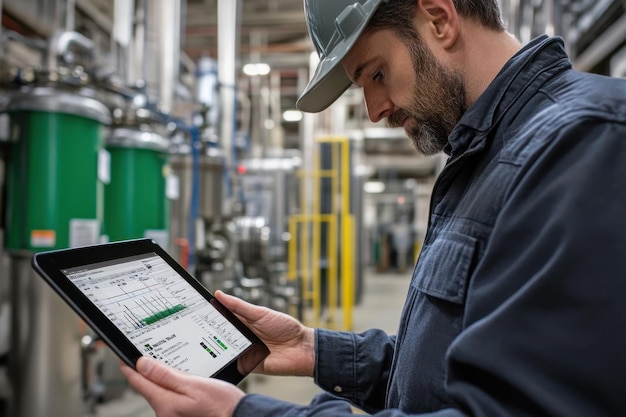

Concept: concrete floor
[[87, 269, 410, 417]]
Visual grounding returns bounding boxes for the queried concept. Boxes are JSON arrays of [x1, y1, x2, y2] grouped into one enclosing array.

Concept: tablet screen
[[62, 252, 253, 378]]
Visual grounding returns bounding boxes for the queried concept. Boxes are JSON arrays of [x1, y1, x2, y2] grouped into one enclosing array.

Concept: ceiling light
[[364, 181, 385, 194], [243, 63, 270, 76], [282, 110, 303, 122]]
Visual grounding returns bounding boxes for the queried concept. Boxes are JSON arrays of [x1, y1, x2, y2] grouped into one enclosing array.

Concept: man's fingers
[[215, 290, 266, 323], [130, 357, 188, 393], [120, 358, 169, 403], [120, 358, 191, 414]]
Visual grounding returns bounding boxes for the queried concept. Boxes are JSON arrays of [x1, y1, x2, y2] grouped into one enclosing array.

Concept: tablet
[[31, 238, 269, 385]]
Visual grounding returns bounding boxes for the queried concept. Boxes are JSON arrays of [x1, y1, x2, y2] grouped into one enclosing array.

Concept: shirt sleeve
[[314, 329, 396, 413]]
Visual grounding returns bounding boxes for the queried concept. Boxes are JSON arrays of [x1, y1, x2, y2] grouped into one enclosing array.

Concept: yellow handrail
[[287, 136, 355, 330]]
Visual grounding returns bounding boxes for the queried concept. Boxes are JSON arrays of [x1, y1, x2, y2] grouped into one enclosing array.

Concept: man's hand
[[215, 290, 315, 377], [121, 357, 245, 417]]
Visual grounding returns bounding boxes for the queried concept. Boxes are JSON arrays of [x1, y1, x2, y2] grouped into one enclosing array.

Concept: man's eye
[[373, 69, 384, 82]]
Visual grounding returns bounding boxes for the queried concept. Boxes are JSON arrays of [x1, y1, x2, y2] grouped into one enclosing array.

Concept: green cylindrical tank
[[103, 127, 171, 247], [5, 87, 111, 252]]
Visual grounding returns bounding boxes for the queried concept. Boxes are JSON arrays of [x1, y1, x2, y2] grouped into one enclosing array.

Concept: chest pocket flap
[[414, 232, 476, 304]]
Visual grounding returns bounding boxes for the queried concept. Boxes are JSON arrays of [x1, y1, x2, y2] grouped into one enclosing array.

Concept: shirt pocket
[[389, 231, 477, 410], [412, 231, 477, 306]]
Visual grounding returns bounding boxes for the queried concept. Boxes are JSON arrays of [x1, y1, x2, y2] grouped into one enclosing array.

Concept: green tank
[[5, 87, 110, 251], [103, 127, 171, 248]]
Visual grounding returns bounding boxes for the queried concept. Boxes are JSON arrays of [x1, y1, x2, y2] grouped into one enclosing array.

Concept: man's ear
[[417, 0, 459, 49]]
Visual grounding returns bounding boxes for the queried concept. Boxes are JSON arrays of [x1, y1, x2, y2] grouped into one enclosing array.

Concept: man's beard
[[387, 36, 467, 155]]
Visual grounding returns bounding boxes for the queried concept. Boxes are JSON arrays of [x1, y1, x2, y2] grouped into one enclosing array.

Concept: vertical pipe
[[269, 72, 283, 152], [113, 0, 135, 83], [218, 0, 241, 211], [129, 0, 146, 85], [259, 78, 270, 157], [249, 31, 262, 159], [64, 0, 76, 31], [157, 0, 181, 113]]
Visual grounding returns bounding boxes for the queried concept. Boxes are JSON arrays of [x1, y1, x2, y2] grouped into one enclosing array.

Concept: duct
[[47, 30, 94, 71]]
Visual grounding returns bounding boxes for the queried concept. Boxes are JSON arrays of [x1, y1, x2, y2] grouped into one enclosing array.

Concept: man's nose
[[364, 87, 393, 123]]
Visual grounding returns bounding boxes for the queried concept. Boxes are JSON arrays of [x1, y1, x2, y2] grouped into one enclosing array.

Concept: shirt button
[[333, 386, 343, 393]]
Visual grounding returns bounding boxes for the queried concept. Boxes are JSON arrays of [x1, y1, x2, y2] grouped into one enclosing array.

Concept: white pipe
[[64, 0, 76, 31], [113, 0, 134, 84], [157, 0, 181, 113], [128, 0, 146, 85], [218, 0, 241, 206]]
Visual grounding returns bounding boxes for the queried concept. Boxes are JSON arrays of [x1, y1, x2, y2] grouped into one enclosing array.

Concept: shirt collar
[[446, 35, 572, 157]]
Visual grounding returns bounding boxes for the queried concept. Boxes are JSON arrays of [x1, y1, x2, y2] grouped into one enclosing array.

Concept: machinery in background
[[364, 180, 425, 274], [170, 137, 234, 290], [499, 0, 626, 76], [232, 155, 301, 312], [0, 1, 187, 413], [180, 143, 302, 315], [0, 29, 111, 417]]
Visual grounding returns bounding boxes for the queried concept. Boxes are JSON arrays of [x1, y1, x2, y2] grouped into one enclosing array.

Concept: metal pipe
[[269, 72, 283, 152], [574, 13, 626, 72], [0, 30, 47, 50], [129, 0, 146, 86], [113, 0, 135, 84], [64, 0, 76, 31], [156, 0, 181, 113], [218, 0, 241, 211], [47, 30, 94, 70], [76, 0, 113, 33]]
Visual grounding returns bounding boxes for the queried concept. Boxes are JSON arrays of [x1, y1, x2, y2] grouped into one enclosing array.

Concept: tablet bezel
[[31, 238, 269, 385]]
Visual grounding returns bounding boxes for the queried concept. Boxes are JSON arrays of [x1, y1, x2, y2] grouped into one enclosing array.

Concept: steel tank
[[104, 126, 172, 247], [169, 144, 225, 269], [4, 84, 110, 417]]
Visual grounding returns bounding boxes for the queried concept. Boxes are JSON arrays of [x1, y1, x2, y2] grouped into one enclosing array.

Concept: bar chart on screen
[[72, 263, 188, 334]]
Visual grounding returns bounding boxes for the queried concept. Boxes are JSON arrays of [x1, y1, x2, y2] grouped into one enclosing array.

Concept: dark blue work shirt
[[235, 36, 626, 416]]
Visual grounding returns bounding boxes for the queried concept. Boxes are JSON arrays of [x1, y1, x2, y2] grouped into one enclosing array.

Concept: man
[[121, 0, 626, 415]]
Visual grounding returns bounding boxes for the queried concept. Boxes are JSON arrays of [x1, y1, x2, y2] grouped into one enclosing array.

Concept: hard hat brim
[[296, 58, 352, 113], [296, 0, 383, 113]]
